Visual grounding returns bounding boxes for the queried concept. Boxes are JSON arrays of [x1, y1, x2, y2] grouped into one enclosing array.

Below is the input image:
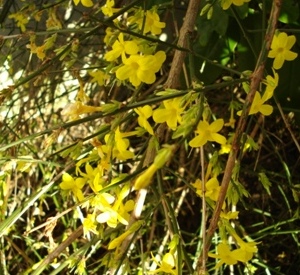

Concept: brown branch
[[31, 226, 83, 275], [164, 0, 202, 89], [196, 0, 282, 273]]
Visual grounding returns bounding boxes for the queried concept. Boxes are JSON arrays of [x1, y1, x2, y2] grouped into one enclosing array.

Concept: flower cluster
[[235, 31, 297, 118], [59, 161, 135, 235], [99, 4, 167, 87], [53, 0, 293, 273]]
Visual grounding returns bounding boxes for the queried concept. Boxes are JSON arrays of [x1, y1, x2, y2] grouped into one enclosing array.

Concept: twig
[[274, 97, 300, 153], [164, 0, 202, 89], [195, 0, 283, 273], [31, 226, 83, 275], [199, 146, 207, 272]]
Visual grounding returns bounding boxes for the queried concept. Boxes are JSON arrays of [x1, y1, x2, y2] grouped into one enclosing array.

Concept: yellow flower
[[114, 127, 135, 160], [79, 163, 105, 193], [101, 127, 135, 161], [27, 43, 46, 60], [221, 0, 250, 10], [149, 253, 177, 274], [224, 221, 259, 263], [192, 178, 221, 201], [101, 0, 120, 17], [136, 10, 166, 35], [237, 91, 273, 116], [73, 0, 93, 7], [116, 51, 166, 87], [189, 119, 226, 147], [59, 173, 85, 201], [234, 241, 258, 262], [89, 70, 109, 86], [264, 69, 279, 99], [9, 12, 29, 32], [134, 145, 174, 190], [208, 243, 240, 269], [83, 214, 98, 237], [104, 27, 116, 45], [268, 32, 298, 69], [153, 97, 185, 130], [108, 220, 143, 250], [61, 101, 102, 120], [219, 143, 231, 155], [220, 211, 239, 220], [96, 207, 126, 228], [104, 33, 139, 61], [96, 185, 134, 228], [91, 192, 115, 209], [134, 105, 154, 135], [134, 164, 158, 190]]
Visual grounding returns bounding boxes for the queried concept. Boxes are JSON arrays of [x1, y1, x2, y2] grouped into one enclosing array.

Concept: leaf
[[292, 184, 300, 203], [258, 172, 272, 196], [278, 0, 299, 24], [108, 221, 143, 250]]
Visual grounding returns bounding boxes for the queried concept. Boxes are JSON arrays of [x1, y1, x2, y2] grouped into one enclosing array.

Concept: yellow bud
[[134, 164, 158, 190], [153, 145, 174, 168]]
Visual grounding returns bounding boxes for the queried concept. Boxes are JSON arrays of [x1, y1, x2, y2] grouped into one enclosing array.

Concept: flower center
[[277, 47, 284, 53], [131, 62, 139, 70]]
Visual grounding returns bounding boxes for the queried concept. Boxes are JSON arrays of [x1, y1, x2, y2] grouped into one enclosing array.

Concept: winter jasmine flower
[[116, 51, 166, 87], [208, 243, 240, 269], [104, 33, 139, 61], [189, 119, 226, 147], [136, 10, 166, 35], [73, 0, 93, 7], [237, 91, 273, 116], [153, 97, 184, 130], [221, 0, 250, 10], [60, 173, 86, 201], [134, 105, 154, 135], [268, 32, 298, 69]]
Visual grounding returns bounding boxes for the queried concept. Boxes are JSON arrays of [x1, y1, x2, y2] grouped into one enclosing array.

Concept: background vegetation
[[0, 0, 299, 274]]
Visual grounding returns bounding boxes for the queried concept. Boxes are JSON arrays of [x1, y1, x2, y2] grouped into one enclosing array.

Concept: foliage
[[0, 0, 300, 274]]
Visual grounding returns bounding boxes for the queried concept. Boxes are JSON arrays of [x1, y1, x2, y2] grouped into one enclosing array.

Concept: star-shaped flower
[[192, 178, 221, 201], [104, 33, 139, 61], [59, 173, 86, 201], [134, 105, 154, 135], [116, 51, 166, 87], [189, 119, 226, 147], [136, 10, 166, 35], [268, 32, 298, 69], [153, 97, 185, 130], [237, 91, 273, 116], [208, 243, 240, 269], [149, 253, 177, 274]]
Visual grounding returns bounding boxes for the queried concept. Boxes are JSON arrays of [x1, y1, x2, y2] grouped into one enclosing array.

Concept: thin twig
[[200, 146, 206, 272], [274, 97, 300, 153], [164, 0, 202, 89], [31, 226, 83, 275]]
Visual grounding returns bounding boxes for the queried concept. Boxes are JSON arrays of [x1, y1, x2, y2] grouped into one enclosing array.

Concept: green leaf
[[278, 0, 299, 24], [258, 172, 272, 196], [292, 184, 300, 203]]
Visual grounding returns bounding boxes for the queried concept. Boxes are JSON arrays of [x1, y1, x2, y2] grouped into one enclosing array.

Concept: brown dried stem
[[196, 0, 282, 273], [164, 0, 202, 89]]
